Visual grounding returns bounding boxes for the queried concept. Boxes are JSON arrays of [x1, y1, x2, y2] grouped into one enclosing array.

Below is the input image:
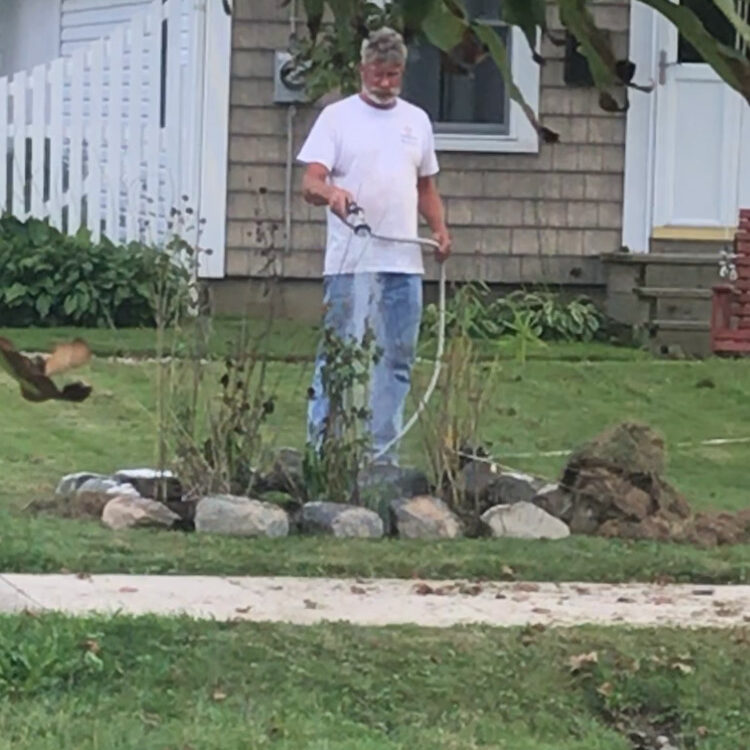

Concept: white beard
[[362, 84, 400, 106]]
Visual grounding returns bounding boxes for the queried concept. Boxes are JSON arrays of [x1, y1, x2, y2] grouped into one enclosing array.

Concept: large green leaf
[[638, 0, 750, 103], [501, 0, 546, 55], [473, 21, 558, 143], [422, 0, 467, 49]]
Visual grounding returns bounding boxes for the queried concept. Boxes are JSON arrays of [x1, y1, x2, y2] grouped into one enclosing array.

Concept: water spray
[[339, 203, 447, 464]]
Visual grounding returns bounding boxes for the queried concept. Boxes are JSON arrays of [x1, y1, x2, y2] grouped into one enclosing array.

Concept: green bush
[[0, 215, 190, 327], [422, 283, 604, 343]]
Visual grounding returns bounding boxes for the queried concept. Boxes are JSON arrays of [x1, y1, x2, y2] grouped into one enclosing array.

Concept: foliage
[[303, 325, 382, 503], [290, 0, 750, 141], [0, 215, 190, 328], [422, 283, 603, 347]]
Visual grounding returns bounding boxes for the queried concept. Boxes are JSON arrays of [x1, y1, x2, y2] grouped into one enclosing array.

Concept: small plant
[[303, 325, 382, 503], [422, 283, 603, 349], [155, 196, 277, 499], [417, 289, 501, 524]]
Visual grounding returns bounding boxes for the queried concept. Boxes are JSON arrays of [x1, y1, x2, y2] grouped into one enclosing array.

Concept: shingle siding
[[226, 0, 629, 284]]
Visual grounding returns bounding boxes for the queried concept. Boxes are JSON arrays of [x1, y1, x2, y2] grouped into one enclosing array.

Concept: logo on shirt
[[400, 125, 418, 145]]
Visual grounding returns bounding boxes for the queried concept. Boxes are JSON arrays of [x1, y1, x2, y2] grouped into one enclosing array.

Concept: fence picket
[[145, 4, 162, 243], [0, 76, 7, 213], [48, 59, 65, 230], [107, 28, 125, 242], [68, 49, 85, 233], [87, 41, 104, 242], [30, 65, 47, 217], [126, 16, 145, 241], [11, 70, 27, 218]]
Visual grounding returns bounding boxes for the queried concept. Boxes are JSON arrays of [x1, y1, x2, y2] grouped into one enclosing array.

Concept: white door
[[652, 0, 750, 234]]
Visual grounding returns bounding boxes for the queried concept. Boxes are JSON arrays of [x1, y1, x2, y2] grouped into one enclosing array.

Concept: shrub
[[422, 283, 604, 344], [0, 215, 190, 327]]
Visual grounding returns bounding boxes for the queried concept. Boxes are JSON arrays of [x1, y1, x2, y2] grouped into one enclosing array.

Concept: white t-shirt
[[296, 94, 439, 276]]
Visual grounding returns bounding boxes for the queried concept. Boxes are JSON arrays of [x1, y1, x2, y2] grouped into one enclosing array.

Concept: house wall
[[221, 0, 631, 314], [0, 0, 61, 77]]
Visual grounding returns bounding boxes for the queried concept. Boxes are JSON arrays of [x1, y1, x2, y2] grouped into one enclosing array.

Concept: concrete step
[[648, 319, 711, 359], [635, 287, 712, 321]]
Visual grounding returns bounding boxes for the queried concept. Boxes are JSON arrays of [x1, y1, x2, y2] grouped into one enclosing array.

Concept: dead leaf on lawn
[[597, 681, 614, 697], [568, 651, 599, 673], [672, 662, 694, 675], [81, 639, 100, 654], [212, 690, 228, 702]]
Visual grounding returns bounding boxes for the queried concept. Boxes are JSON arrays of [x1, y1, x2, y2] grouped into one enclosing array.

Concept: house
[[2, 0, 749, 354]]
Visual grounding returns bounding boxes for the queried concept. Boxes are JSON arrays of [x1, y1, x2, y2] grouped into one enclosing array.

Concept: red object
[[711, 210, 750, 355]]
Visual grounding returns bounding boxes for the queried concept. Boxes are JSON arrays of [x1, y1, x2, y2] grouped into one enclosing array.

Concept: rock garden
[[40, 421, 750, 548]]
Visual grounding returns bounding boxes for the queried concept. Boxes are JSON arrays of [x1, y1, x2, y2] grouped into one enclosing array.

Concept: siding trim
[[622, 2, 658, 254]]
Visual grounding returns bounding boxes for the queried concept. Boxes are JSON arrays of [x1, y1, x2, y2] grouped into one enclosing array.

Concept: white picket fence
[[0, 0, 228, 273]]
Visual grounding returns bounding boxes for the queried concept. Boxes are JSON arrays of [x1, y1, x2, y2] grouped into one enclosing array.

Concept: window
[[401, 0, 541, 153]]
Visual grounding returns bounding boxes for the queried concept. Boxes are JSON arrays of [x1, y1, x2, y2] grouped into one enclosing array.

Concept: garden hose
[[340, 203, 447, 464]]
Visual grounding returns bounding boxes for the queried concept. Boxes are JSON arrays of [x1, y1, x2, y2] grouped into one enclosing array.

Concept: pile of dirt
[[556, 422, 750, 547]]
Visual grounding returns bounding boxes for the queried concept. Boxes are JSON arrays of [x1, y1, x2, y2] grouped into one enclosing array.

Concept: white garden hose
[[340, 204, 447, 464]]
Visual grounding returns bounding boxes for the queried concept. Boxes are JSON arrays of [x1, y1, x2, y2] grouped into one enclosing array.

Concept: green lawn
[[1, 614, 747, 749], [0, 324, 749, 582]]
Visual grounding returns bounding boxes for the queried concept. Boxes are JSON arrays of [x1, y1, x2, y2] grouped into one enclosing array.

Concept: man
[[297, 26, 451, 465]]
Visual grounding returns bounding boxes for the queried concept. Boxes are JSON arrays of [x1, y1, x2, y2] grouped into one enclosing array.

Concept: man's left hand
[[432, 227, 452, 263]]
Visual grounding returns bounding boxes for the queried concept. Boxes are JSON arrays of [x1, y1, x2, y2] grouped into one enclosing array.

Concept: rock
[[300, 502, 383, 538], [390, 496, 462, 539], [54, 472, 105, 499], [257, 448, 305, 497], [481, 502, 570, 540], [195, 494, 289, 537], [113, 468, 182, 502], [78, 477, 119, 494], [105, 483, 142, 498], [102, 495, 180, 531], [491, 471, 546, 505], [531, 483, 573, 521]]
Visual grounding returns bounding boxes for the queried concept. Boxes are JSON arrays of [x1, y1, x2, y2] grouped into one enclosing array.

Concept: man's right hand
[[327, 187, 355, 220]]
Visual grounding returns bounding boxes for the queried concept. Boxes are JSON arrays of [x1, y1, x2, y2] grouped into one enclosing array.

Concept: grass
[[0, 323, 749, 582], [0, 613, 748, 749]]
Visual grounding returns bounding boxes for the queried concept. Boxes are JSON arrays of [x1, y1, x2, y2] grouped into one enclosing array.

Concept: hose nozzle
[[346, 203, 371, 237]]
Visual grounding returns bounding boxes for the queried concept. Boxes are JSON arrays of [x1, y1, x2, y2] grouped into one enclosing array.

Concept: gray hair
[[360, 27, 407, 66]]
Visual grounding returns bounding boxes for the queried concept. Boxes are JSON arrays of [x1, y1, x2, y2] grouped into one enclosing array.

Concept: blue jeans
[[307, 273, 423, 465]]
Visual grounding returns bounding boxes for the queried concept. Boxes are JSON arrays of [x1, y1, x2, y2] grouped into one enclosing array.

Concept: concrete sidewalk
[[1, 573, 748, 628]]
